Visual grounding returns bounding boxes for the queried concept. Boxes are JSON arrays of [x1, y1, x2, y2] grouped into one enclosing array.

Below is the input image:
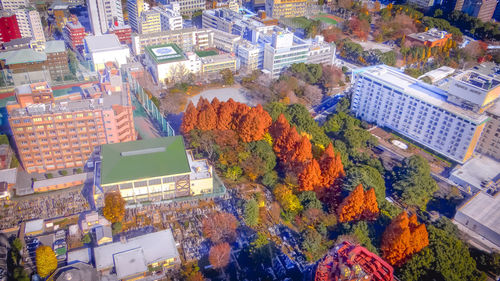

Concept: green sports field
[[316, 16, 338, 25]]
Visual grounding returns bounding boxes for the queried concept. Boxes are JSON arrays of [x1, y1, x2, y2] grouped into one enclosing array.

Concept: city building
[[145, 43, 201, 84], [131, 28, 214, 55], [94, 229, 180, 280], [2, 37, 31, 50], [47, 262, 99, 281], [0, 168, 17, 198], [109, 24, 132, 44], [63, 14, 86, 51], [0, 41, 70, 85], [139, 9, 161, 34], [0, 0, 28, 10], [163, 0, 205, 15], [84, 34, 130, 71], [0, 11, 22, 44], [6, 65, 135, 173], [79, 211, 111, 233], [406, 28, 452, 48], [127, 0, 143, 32], [87, 0, 125, 35], [213, 29, 241, 53], [476, 103, 500, 160], [96, 136, 214, 204], [33, 172, 89, 192], [94, 225, 112, 245], [449, 154, 500, 194], [265, 0, 307, 18], [206, 0, 240, 11], [0, 144, 12, 170], [315, 241, 394, 281], [152, 4, 183, 31], [306, 35, 336, 65], [454, 191, 500, 251], [406, 0, 435, 10], [200, 53, 237, 74], [202, 8, 275, 39], [48, 3, 70, 30], [24, 219, 45, 236], [461, 0, 497, 21], [350, 65, 489, 163], [420, 66, 456, 84], [14, 8, 45, 50], [236, 39, 262, 72]]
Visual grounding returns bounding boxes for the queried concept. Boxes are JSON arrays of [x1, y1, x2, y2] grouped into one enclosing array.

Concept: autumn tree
[[209, 243, 231, 277], [381, 212, 429, 266], [36, 246, 57, 278], [238, 104, 272, 142], [181, 102, 198, 135], [197, 99, 217, 131], [319, 143, 345, 187], [298, 159, 323, 191], [363, 188, 379, 219], [202, 212, 238, 243], [216, 98, 236, 130], [102, 191, 126, 223], [273, 184, 303, 217], [292, 136, 313, 164], [181, 262, 204, 281], [337, 184, 365, 222]]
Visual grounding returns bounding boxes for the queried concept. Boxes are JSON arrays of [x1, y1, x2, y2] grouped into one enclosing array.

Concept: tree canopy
[[36, 246, 58, 278], [102, 192, 126, 223]]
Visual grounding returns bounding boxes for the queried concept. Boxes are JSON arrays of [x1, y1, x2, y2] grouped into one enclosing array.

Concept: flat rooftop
[[453, 70, 500, 91], [451, 154, 500, 191], [456, 191, 500, 237], [354, 65, 487, 123], [145, 43, 185, 64], [407, 28, 449, 42], [85, 34, 124, 53], [200, 53, 236, 64], [187, 150, 211, 180], [100, 136, 190, 185]]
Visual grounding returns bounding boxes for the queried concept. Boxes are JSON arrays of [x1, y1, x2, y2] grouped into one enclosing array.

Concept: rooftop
[[85, 34, 124, 53], [100, 136, 190, 185], [49, 262, 98, 281], [25, 219, 44, 235], [200, 53, 236, 64], [453, 70, 500, 91], [0, 48, 46, 65], [0, 168, 17, 184], [67, 248, 91, 264], [33, 173, 89, 190], [456, 191, 500, 238], [420, 66, 456, 83], [93, 229, 179, 271], [114, 248, 148, 279], [451, 154, 500, 192], [145, 43, 185, 64], [44, 40, 66, 53], [407, 28, 450, 42], [354, 65, 488, 123]]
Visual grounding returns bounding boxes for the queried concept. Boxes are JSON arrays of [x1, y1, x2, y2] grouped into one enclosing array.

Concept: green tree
[[342, 221, 378, 254], [13, 267, 30, 281], [112, 222, 123, 235], [82, 234, 91, 244], [220, 69, 234, 85], [244, 198, 260, 227], [344, 165, 386, 204], [68, 50, 78, 75], [301, 229, 330, 262], [298, 191, 323, 211], [433, 9, 443, 18]]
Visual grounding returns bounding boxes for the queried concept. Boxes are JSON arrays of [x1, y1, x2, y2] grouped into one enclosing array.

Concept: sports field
[[314, 14, 344, 25]]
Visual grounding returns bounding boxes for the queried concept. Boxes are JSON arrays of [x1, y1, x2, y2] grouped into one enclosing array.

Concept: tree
[[82, 234, 91, 244], [217, 99, 236, 130], [181, 262, 204, 281], [292, 136, 313, 164], [374, 1, 380, 11], [68, 50, 78, 76], [363, 188, 379, 219], [303, 84, 323, 106], [112, 222, 123, 235], [298, 159, 323, 191], [319, 143, 345, 187], [102, 192, 125, 224], [298, 191, 323, 211], [244, 198, 260, 227], [273, 184, 303, 216], [301, 229, 330, 262], [197, 99, 217, 131], [36, 246, 57, 278], [337, 184, 365, 222], [202, 212, 238, 243], [181, 102, 198, 134], [209, 243, 231, 275], [220, 69, 234, 85], [238, 104, 272, 142]]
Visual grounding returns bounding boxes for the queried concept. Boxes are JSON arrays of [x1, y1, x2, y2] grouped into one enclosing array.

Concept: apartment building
[[139, 9, 161, 34], [127, 0, 143, 32], [131, 27, 214, 55], [43, 40, 71, 81], [200, 53, 237, 74], [109, 24, 132, 44], [263, 28, 309, 78], [63, 15, 85, 51], [0, 11, 22, 44], [96, 136, 214, 204], [6, 65, 135, 173], [14, 8, 45, 50], [163, 0, 205, 16], [461, 0, 497, 21], [0, 0, 28, 10], [87, 0, 124, 35], [84, 34, 130, 71], [152, 4, 183, 31], [350, 65, 489, 163], [265, 0, 307, 18]]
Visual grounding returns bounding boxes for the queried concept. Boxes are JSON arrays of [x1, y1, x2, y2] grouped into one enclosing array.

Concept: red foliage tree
[[269, 114, 290, 139], [319, 143, 345, 187], [362, 188, 379, 220], [216, 99, 236, 130], [209, 243, 231, 270], [211, 97, 221, 112], [238, 104, 272, 142], [298, 159, 323, 191], [408, 214, 429, 254], [202, 212, 238, 243], [181, 102, 198, 135], [197, 101, 217, 131], [292, 136, 313, 163], [230, 102, 250, 130], [337, 184, 365, 222]]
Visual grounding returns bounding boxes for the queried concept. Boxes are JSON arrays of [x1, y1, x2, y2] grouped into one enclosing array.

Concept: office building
[[131, 27, 214, 55], [144, 43, 201, 84], [127, 0, 143, 32], [152, 4, 183, 31], [109, 24, 132, 44], [202, 8, 275, 39], [461, 0, 497, 21], [213, 29, 241, 53], [94, 229, 180, 280], [0, 0, 28, 10], [200, 53, 237, 74], [306, 35, 336, 65], [350, 65, 489, 163], [139, 9, 161, 34], [407, 28, 452, 48], [84, 34, 130, 71], [454, 191, 500, 250], [63, 15, 86, 51], [0, 11, 22, 44], [476, 103, 500, 160], [163, 0, 205, 15], [14, 9, 45, 49], [96, 136, 214, 204], [43, 40, 71, 81], [265, 0, 307, 18], [6, 65, 135, 173], [87, 0, 124, 35], [236, 39, 262, 72]]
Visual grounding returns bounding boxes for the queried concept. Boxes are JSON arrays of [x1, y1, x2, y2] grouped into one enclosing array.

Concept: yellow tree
[[36, 246, 57, 278], [102, 192, 126, 223]]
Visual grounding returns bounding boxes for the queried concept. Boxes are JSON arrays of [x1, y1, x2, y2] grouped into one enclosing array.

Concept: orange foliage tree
[[337, 184, 379, 222], [381, 212, 429, 266], [238, 104, 272, 142], [319, 143, 345, 187], [202, 212, 238, 244], [292, 136, 313, 163], [181, 102, 198, 135], [363, 188, 379, 219], [298, 159, 323, 191]]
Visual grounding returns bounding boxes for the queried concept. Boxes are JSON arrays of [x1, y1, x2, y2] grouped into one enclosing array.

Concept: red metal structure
[[315, 241, 394, 281]]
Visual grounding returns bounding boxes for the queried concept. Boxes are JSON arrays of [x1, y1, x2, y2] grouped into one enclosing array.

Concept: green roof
[[100, 136, 191, 185], [145, 43, 185, 64], [195, 50, 218, 57], [0, 48, 46, 65]]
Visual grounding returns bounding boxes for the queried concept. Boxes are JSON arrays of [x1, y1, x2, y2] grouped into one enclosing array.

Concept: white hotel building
[[351, 65, 489, 163]]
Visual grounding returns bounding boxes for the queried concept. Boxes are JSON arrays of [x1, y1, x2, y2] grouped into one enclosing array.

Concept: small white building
[[84, 34, 130, 71]]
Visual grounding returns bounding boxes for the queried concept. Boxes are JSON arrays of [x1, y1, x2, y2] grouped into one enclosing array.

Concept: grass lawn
[[290, 16, 312, 28], [316, 16, 338, 25], [195, 50, 218, 57]]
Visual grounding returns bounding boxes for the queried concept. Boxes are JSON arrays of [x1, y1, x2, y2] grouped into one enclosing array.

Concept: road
[[312, 94, 345, 123]]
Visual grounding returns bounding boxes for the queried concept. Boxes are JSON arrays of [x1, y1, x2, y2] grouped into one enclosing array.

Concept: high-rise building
[[127, 0, 144, 33], [138, 9, 161, 34], [163, 0, 205, 16], [14, 8, 45, 50], [87, 0, 124, 35], [63, 14, 86, 51], [6, 64, 136, 173], [0, 11, 22, 44], [350, 65, 491, 163], [461, 0, 497, 21], [152, 4, 183, 31], [263, 27, 309, 77], [0, 0, 28, 10], [265, 0, 307, 18]]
